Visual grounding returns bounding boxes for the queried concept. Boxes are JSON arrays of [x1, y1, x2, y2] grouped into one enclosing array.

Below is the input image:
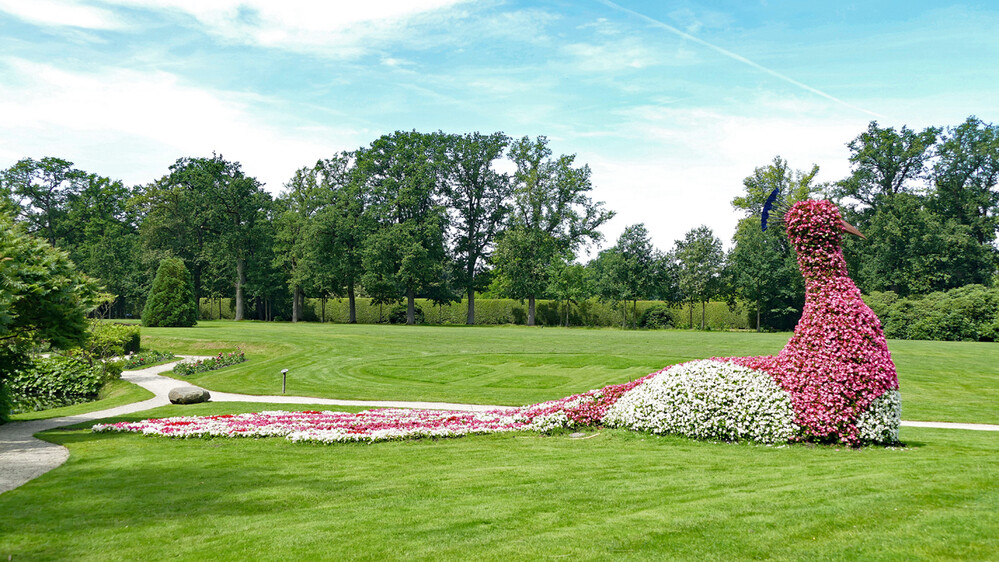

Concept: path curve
[[2, 359, 998, 495]]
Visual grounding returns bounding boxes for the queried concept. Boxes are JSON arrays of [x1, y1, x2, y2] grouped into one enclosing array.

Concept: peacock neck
[[796, 244, 856, 298]]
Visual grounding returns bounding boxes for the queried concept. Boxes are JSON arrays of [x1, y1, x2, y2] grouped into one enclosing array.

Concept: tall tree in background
[[834, 121, 939, 212], [1, 157, 85, 246], [833, 120, 997, 295], [590, 224, 664, 328], [729, 156, 815, 331], [142, 155, 271, 321], [275, 164, 333, 322], [443, 131, 512, 325], [929, 116, 999, 273], [492, 136, 613, 325], [311, 154, 369, 323], [137, 167, 212, 309], [202, 162, 271, 321], [66, 174, 144, 317], [359, 131, 448, 325], [673, 225, 724, 330]]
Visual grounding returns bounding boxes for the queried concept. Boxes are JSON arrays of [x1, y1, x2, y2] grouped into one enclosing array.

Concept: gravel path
[[2, 359, 997, 495]]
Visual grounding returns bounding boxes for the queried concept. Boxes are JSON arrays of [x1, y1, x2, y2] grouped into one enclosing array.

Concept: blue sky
[[1, 0, 996, 254]]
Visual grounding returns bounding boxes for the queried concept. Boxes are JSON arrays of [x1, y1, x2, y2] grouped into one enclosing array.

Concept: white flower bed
[[855, 390, 901, 444], [603, 360, 800, 444]]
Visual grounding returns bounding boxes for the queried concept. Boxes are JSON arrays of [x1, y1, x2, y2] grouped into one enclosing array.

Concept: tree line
[[1, 117, 995, 331]]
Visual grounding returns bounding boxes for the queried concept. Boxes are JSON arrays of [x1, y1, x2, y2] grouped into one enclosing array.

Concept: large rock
[[168, 386, 211, 405]]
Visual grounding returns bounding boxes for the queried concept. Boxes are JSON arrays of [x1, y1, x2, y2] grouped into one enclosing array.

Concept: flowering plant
[[173, 350, 246, 376], [122, 351, 176, 370]]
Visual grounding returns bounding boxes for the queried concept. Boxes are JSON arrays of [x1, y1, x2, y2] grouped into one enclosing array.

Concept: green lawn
[[0, 401, 996, 561], [144, 321, 999, 424]]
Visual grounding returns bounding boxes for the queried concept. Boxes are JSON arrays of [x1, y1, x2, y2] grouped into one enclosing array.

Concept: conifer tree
[[142, 258, 197, 327]]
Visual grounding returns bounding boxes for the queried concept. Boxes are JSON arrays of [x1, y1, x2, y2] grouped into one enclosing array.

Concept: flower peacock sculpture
[[95, 198, 901, 447]]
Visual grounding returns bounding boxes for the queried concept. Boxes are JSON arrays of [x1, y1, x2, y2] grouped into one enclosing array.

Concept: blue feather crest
[[761, 186, 781, 231]]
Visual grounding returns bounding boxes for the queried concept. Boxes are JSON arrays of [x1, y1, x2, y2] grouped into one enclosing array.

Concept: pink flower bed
[[92, 373, 662, 443]]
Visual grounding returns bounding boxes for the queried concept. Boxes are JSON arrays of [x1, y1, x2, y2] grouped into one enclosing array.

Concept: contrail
[[598, 0, 885, 119]]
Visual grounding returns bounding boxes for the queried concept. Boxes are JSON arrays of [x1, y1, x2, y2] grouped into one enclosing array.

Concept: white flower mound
[[603, 360, 799, 444], [855, 390, 901, 444]]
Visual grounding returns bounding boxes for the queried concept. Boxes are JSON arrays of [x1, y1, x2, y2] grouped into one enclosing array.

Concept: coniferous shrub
[[142, 258, 197, 327]]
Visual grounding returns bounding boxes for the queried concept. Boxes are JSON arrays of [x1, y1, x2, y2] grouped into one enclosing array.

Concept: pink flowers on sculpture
[[726, 200, 899, 443]]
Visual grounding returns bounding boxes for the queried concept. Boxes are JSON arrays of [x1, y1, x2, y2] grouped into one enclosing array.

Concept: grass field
[[3, 323, 997, 560], [143, 321, 999, 424], [0, 401, 996, 560]]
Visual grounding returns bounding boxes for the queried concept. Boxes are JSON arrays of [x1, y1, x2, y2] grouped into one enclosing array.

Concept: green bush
[[8, 357, 112, 400], [864, 285, 999, 341], [639, 304, 675, 329], [389, 303, 425, 324], [142, 258, 198, 327], [86, 321, 141, 358]]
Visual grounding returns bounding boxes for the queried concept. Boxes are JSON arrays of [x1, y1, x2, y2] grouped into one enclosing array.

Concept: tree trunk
[[321, 297, 326, 323], [193, 264, 202, 320], [466, 289, 475, 325], [292, 286, 302, 323], [633, 299, 638, 329], [528, 296, 536, 326], [407, 287, 416, 325], [234, 258, 246, 321], [701, 300, 706, 330], [756, 299, 761, 332], [689, 302, 693, 329], [622, 302, 627, 329], [348, 283, 357, 324]]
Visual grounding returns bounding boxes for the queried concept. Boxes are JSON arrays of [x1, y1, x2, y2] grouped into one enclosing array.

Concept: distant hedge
[[199, 296, 749, 329], [864, 285, 999, 342]]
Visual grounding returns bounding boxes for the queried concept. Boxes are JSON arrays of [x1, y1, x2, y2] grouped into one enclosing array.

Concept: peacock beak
[[841, 220, 866, 239]]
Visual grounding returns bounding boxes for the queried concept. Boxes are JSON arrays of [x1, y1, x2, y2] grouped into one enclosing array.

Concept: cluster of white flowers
[[603, 360, 800, 444], [855, 389, 901, 444], [524, 411, 572, 433]]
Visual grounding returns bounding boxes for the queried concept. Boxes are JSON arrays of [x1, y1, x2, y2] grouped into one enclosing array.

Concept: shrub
[[388, 303, 424, 324], [638, 304, 674, 329], [8, 357, 113, 400], [865, 285, 999, 341], [86, 321, 141, 358], [142, 258, 198, 327], [174, 350, 246, 376]]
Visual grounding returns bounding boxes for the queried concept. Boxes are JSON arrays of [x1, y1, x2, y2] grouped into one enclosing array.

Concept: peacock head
[[783, 199, 864, 253]]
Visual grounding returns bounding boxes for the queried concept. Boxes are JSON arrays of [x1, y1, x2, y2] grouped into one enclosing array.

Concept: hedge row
[[199, 297, 750, 329], [864, 285, 999, 342]]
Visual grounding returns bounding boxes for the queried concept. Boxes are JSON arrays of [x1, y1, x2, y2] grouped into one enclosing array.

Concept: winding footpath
[[2, 359, 998, 495]]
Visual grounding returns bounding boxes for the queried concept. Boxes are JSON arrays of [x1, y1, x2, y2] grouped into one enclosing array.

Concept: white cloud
[[0, 57, 365, 191], [0, 0, 123, 29], [563, 39, 660, 72], [573, 98, 870, 254], [101, 0, 472, 57]]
